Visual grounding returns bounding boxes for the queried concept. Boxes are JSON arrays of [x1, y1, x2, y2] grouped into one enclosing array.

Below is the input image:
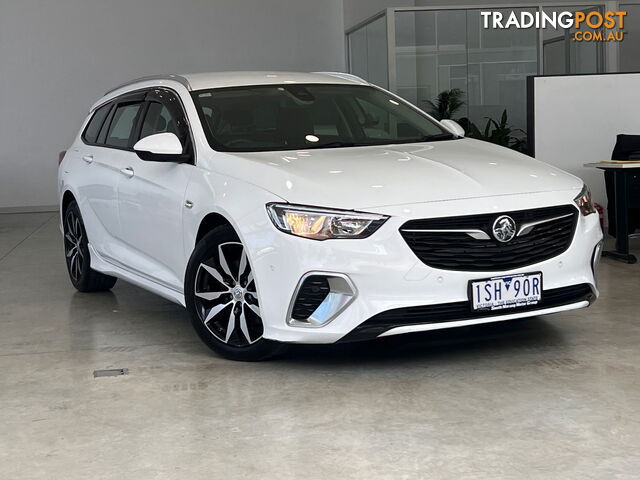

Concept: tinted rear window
[[83, 103, 111, 144], [105, 103, 142, 148]]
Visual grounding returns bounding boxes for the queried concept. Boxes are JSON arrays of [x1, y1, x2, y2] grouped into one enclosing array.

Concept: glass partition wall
[[348, 14, 389, 89], [347, 4, 612, 136], [620, 3, 640, 71]]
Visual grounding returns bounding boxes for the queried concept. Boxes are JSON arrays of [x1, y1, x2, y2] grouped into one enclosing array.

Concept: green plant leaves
[[425, 88, 465, 120], [460, 109, 527, 153], [426, 89, 528, 153]]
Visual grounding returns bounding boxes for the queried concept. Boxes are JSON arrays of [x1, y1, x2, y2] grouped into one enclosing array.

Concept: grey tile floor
[[1, 212, 639, 479]]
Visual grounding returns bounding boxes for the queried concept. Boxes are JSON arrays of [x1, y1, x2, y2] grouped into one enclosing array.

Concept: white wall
[[0, 0, 345, 210], [533, 73, 640, 207]]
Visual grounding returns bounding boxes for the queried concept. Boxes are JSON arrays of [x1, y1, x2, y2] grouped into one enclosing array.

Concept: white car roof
[[93, 71, 369, 111], [183, 71, 368, 90]]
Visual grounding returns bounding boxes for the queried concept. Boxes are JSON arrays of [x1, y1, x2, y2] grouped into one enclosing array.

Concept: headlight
[[266, 203, 389, 240], [574, 184, 596, 216]]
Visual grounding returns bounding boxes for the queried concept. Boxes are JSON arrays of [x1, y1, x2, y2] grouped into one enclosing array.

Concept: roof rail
[[313, 72, 368, 84], [104, 74, 191, 95]]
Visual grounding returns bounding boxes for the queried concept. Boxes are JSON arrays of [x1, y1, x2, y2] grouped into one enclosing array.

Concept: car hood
[[223, 138, 582, 209]]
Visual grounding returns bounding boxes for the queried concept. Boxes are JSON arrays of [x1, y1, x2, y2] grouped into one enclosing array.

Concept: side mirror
[[133, 132, 186, 162], [440, 119, 465, 137]]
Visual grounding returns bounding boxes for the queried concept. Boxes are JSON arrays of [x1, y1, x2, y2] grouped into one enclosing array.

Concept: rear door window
[[105, 103, 143, 148]]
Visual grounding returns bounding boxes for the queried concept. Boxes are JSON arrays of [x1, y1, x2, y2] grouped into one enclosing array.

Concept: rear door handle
[[82, 155, 93, 164], [120, 167, 135, 178]]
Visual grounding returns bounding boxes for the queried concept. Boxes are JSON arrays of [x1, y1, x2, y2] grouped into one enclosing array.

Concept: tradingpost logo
[[481, 10, 627, 41]]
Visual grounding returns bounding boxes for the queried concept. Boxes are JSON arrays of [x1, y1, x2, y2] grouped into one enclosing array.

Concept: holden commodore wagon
[[58, 71, 603, 360]]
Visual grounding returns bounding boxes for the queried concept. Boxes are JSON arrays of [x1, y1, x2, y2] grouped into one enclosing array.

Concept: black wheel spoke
[[64, 210, 86, 282]]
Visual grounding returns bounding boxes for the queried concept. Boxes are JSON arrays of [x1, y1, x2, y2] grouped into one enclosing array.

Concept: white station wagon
[[58, 72, 603, 360]]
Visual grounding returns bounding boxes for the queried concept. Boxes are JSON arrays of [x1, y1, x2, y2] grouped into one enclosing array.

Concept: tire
[[63, 201, 117, 292], [184, 225, 285, 361]]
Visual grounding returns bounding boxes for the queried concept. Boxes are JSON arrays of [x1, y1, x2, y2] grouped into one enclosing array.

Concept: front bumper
[[243, 191, 603, 344], [338, 283, 595, 342]]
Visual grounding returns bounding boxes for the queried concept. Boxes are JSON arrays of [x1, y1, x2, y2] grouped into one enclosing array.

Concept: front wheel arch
[[195, 212, 233, 245], [184, 224, 284, 360]]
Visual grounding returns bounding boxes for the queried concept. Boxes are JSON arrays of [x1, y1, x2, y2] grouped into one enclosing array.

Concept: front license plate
[[470, 272, 542, 311]]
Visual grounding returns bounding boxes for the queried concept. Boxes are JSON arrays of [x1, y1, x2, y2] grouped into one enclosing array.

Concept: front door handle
[[120, 167, 135, 178], [82, 155, 93, 164]]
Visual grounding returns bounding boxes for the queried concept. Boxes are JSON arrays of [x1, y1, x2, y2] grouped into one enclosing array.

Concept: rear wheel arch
[[62, 199, 117, 292], [61, 190, 77, 215]]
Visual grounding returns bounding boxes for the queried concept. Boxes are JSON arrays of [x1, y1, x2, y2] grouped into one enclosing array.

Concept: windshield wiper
[[306, 133, 457, 150], [309, 141, 357, 149], [409, 133, 457, 143]]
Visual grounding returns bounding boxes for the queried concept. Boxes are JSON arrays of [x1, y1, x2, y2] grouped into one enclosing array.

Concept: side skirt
[[88, 244, 186, 306]]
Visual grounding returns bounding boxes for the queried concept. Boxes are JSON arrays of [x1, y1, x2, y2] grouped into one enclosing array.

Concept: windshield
[[191, 84, 456, 152]]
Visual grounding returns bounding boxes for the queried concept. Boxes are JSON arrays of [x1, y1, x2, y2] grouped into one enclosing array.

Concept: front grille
[[290, 275, 330, 320], [400, 205, 578, 271], [339, 283, 594, 342]]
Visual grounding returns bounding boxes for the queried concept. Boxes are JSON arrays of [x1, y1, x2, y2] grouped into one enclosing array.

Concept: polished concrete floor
[[1, 212, 639, 479]]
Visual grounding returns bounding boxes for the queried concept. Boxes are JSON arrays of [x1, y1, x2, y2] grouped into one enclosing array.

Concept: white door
[[117, 89, 195, 291], [74, 97, 144, 259]]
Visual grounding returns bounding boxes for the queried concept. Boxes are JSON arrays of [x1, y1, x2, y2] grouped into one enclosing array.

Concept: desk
[[585, 162, 639, 264]]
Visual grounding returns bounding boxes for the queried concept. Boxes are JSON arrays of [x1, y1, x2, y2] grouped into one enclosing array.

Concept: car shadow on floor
[[66, 289, 568, 366], [66, 289, 196, 350], [277, 317, 568, 366]]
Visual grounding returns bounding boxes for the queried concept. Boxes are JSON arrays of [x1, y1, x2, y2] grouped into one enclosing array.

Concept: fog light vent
[[287, 273, 357, 327], [291, 276, 330, 320]]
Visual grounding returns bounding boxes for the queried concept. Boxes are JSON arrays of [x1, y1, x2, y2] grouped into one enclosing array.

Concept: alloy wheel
[[64, 210, 85, 281], [194, 242, 263, 347]]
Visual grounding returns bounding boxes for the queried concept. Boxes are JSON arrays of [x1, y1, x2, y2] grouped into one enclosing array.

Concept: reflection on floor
[[1, 212, 639, 479]]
